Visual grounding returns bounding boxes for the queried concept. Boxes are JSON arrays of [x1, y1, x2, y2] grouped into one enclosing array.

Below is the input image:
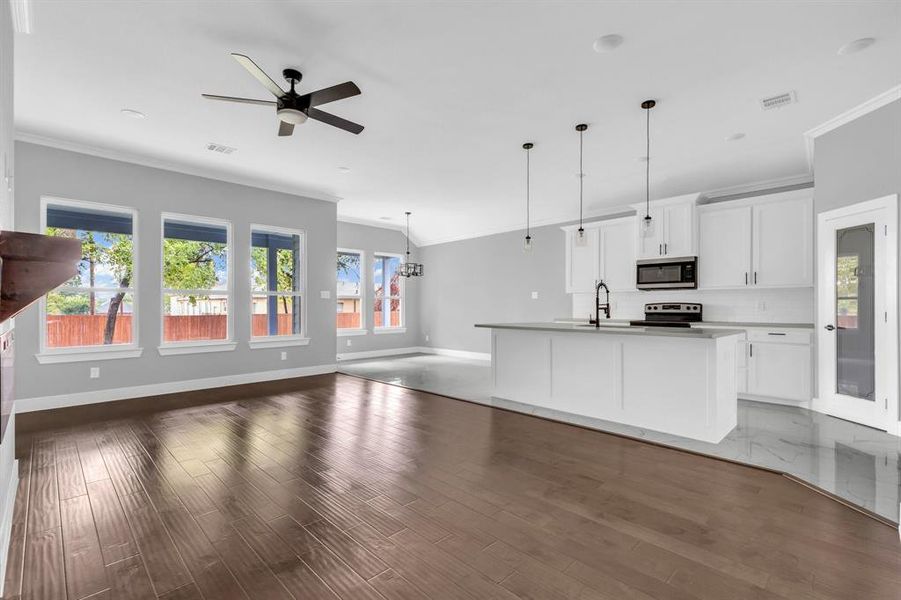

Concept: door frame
[[814, 194, 898, 434]]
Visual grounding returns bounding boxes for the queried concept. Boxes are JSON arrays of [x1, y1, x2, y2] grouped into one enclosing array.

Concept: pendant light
[[522, 142, 534, 252], [398, 211, 423, 277], [574, 123, 588, 246], [640, 100, 656, 235]]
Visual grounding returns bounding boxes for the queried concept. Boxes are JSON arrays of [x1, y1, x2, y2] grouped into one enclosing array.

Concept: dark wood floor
[[3, 374, 899, 600]]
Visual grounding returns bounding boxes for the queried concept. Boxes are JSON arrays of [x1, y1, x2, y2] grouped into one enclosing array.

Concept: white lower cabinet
[[701, 326, 812, 403]]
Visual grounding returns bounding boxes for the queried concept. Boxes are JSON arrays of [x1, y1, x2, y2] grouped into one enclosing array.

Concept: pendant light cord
[[526, 147, 531, 238], [645, 106, 650, 218], [579, 127, 584, 230], [405, 212, 411, 258]]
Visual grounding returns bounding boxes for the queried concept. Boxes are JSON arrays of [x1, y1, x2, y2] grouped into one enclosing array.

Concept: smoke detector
[[206, 143, 237, 155], [760, 91, 797, 111]]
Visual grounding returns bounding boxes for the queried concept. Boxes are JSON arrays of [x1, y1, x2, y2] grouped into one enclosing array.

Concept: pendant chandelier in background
[[398, 211, 423, 277]]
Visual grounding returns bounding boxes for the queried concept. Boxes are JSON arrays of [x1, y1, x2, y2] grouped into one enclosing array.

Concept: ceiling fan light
[[278, 108, 308, 125]]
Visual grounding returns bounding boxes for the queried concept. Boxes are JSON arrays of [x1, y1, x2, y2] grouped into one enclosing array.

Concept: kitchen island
[[474, 322, 744, 443]]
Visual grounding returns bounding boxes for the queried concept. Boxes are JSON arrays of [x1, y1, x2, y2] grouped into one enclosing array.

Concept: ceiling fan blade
[[303, 81, 361, 107], [231, 53, 285, 98], [278, 121, 295, 137], [202, 94, 277, 106], [306, 108, 364, 134]]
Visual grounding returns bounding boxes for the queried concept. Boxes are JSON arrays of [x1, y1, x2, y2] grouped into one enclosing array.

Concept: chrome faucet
[[591, 280, 611, 327]]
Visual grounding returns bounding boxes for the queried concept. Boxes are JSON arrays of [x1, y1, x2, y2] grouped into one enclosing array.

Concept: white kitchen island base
[[478, 324, 743, 443]]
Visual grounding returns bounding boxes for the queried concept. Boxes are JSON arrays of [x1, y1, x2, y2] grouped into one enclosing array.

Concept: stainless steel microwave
[[636, 256, 698, 290]]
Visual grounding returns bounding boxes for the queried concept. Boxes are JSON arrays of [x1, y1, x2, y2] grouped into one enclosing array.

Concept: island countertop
[[475, 322, 744, 339]]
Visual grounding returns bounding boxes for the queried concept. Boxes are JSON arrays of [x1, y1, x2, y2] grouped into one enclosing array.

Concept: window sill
[[36, 347, 144, 364], [248, 337, 311, 349], [337, 329, 368, 337], [373, 327, 407, 335], [157, 341, 237, 356]]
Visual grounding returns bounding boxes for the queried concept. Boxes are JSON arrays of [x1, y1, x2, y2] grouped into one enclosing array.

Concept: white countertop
[[475, 322, 744, 339], [553, 318, 814, 330]]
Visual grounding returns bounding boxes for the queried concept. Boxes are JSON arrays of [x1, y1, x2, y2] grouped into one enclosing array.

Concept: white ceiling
[[14, 1, 901, 245]]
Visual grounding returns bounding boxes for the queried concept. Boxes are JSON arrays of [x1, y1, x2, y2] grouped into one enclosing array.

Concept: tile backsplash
[[572, 287, 814, 323]]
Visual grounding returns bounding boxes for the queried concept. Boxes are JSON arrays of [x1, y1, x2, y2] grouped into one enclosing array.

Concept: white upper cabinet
[[752, 195, 813, 287], [564, 227, 599, 294], [662, 202, 695, 257], [697, 190, 813, 289], [563, 217, 637, 293], [698, 205, 752, 288], [598, 217, 637, 291], [633, 194, 698, 259]]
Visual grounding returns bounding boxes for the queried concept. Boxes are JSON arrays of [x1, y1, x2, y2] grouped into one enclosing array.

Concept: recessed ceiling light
[[838, 37, 875, 55], [337, 166, 351, 173], [378, 216, 392, 221], [725, 133, 746, 142], [120, 108, 146, 119], [593, 34, 624, 53]]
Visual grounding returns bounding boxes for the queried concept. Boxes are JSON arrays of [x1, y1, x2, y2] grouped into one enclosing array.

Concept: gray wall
[[419, 223, 570, 354], [14, 142, 338, 404], [0, 2, 15, 587], [813, 99, 901, 419], [336, 221, 422, 354]]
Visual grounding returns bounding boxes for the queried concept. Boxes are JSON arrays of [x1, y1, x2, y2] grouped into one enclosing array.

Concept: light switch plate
[[320, 290, 331, 299]]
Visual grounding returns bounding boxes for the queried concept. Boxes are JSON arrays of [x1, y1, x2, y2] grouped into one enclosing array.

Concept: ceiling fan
[[203, 53, 363, 136]]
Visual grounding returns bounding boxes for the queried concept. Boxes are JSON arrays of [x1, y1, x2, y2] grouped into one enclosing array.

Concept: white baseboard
[[0, 459, 19, 599], [337, 347, 422, 361], [418, 346, 491, 362], [16, 364, 337, 413], [739, 393, 811, 410]]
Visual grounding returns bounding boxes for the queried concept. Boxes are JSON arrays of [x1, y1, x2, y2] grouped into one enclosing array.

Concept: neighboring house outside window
[[161, 214, 231, 345], [251, 226, 305, 339], [42, 198, 137, 352], [373, 253, 403, 330], [337, 250, 363, 331]]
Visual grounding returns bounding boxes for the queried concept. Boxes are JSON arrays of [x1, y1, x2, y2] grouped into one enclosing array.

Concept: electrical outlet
[[89, 367, 100, 379], [280, 351, 287, 361], [425, 334, 430, 342], [346, 339, 352, 347], [531, 291, 539, 300], [320, 290, 331, 299]]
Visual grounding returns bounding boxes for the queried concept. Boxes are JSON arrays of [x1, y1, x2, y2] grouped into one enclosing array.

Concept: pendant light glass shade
[[574, 124, 588, 246], [398, 211, 423, 277], [640, 100, 656, 237], [522, 142, 534, 253]]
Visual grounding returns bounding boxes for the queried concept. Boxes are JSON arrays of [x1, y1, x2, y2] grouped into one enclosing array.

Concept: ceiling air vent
[[206, 143, 237, 155], [760, 91, 797, 111]]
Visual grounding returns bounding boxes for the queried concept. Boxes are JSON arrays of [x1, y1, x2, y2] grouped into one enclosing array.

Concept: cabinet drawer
[[747, 330, 812, 345]]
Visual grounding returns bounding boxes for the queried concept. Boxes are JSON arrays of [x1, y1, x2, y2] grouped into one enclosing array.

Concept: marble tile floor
[[339, 352, 901, 525]]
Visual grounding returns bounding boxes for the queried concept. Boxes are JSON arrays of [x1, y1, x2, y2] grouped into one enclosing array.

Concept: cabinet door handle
[[754, 271, 758, 284], [767, 332, 786, 336], [745, 272, 748, 285], [664, 243, 668, 255], [658, 243, 662, 256], [749, 343, 753, 358]]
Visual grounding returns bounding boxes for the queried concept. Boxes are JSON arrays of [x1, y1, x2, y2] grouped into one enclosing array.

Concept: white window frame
[[36, 196, 143, 364], [372, 252, 406, 334], [159, 212, 235, 355], [248, 224, 309, 349], [337, 247, 366, 337]]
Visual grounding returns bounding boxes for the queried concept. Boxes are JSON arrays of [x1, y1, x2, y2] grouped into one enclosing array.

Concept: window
[[337, 250, 363, 331], [161, 214, 231, 345], [251, 226, 304, 339], [836, 253, 860, 330], [42, 199, 137, 351], [373, 254, 403, 330]]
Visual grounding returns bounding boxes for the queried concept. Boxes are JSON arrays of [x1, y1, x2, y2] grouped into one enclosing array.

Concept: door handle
[[824, 324, 835, 331], [658, 243, 662, 256], [664, 243, 668, 255]]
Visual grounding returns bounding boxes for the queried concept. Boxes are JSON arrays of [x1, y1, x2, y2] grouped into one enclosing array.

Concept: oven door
[[636, 258, 697, 289]]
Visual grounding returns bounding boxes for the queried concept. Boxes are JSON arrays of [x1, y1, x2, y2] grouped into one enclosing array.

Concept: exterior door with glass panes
[[816, 196, 898, 431]]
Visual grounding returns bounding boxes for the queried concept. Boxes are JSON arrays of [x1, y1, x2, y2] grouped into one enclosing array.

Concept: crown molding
[[15, 131, 341, 204], [803, 85, 901, 172], [700, 173, 813, 201], [10, 0, 33, 34]]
